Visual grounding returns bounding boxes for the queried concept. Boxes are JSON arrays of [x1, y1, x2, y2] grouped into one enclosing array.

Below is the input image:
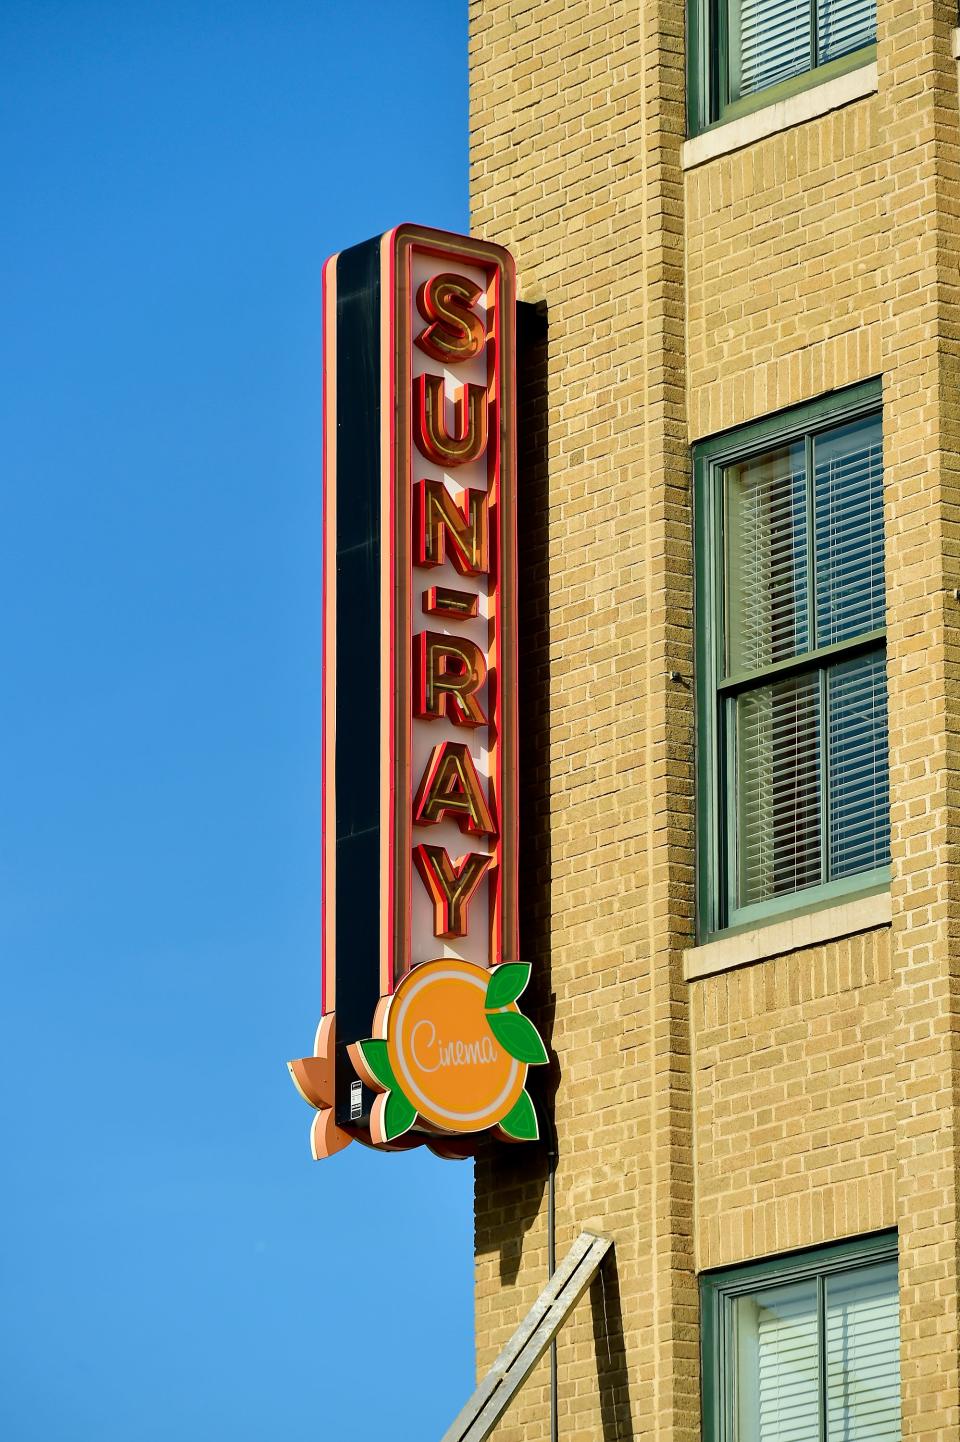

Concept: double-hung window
[[688, 0, 877, 133], [701, 1233, 900, 1442], [694, 382, 889, 938]]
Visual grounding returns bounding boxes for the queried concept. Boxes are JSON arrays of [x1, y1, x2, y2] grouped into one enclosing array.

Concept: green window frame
[[701, 1232, 900, 1442], [694, 380, 889, 941], [687, 0, 877, 136]]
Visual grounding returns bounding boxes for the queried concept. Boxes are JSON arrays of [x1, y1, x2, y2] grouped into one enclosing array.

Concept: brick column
[[469, 2, 697, 1438], [879, 3, 960, 1440]]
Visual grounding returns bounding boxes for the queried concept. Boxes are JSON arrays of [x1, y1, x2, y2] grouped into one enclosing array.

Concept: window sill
[[683, 890, 891, 981], [681, 62, 878, 171]]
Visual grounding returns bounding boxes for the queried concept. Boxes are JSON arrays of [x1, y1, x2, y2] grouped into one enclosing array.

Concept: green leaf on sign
[[485, 962, 532, 1011], [383, 1086, 417, 1141], [356, 1038, 396, 1092], [486, 1010, 548, 1065], [498, 1090, 539, 1142]]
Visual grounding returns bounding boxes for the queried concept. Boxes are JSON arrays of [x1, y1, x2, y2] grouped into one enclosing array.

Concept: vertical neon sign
[[290, 225, 546, 1158]]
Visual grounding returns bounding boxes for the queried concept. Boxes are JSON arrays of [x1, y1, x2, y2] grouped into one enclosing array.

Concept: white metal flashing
[[681, 63, 878, 170], [683, 891, 892, 980]]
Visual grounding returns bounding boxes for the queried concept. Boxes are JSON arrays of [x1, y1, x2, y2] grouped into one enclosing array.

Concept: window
[[688, 0, 877, 134], [694, 381, 889, 938], [701, 1234, 900, 1442]]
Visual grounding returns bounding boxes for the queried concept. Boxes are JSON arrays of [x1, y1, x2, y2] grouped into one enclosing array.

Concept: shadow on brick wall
[[591, 1250, 631, 1442], [474, 298, 558, 1288]]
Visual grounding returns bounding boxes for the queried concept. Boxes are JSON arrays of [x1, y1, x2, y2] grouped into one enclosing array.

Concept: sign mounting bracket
[[438, 1230, 614, 1442]]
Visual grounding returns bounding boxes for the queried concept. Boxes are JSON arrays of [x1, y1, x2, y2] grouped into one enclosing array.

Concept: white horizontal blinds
[[814, 414, 888, 879], [728, 440, 818, 909], [729, 0, 811, 100], [825, 1261, 900, 1441], [724, 405, 887, 915], [828, 653, 889, 878], [727, 442, 808, 678], [737, 675, 821, 906], [817, 0, 877, 66], [814, 415, 884, 648], [732, 1280, 820, 1442]]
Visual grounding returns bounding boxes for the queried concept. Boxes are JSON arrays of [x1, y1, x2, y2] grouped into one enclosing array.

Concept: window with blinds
[[694, 384, 888, 936], [733, 1280, 819, 1442], [687, 0, 877, 133], [702, 1236, 900, 1442], [729, 0, 876, 102], [722, 412, 887, 916]]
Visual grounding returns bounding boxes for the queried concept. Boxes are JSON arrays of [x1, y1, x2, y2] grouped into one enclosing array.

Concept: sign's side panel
[[329, 235, 387, 1129], [321, 254, 337, 1017], [381, 234, 412, 1000]]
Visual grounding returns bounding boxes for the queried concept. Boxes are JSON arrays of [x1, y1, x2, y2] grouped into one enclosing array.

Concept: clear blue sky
[[0, 4, 475, 1438]]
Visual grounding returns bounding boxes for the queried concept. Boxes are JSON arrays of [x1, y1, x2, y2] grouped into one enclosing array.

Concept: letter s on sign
[[415, 273, 485, 363]]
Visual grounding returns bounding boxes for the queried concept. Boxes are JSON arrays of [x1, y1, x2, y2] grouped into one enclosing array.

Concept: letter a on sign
[[288, 225, 547, 1159]]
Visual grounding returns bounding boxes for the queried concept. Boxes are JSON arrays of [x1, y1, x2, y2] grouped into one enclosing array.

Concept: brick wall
[[686, 96, 885, 441], [878, 5, 960, 1442], [693, 929, 896, 1271], [468, 0, 960, 1438]]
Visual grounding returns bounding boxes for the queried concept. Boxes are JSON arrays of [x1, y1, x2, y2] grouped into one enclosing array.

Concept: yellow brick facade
[[469, 0, 960, 1438], [694, 933, 896, 1272]]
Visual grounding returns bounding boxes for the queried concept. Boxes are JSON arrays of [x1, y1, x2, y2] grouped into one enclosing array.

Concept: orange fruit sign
[[349, 957, 547, 1145], [386, 959, 526, 1132]]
